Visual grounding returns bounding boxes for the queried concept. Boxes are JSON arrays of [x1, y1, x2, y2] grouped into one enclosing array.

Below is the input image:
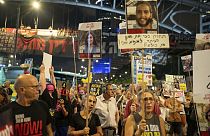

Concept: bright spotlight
[[32, 1, 40, 9], [0, 0, 5, 4]]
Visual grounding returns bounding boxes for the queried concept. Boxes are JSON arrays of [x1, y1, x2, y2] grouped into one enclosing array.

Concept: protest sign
[[118, 34, 169, 49]]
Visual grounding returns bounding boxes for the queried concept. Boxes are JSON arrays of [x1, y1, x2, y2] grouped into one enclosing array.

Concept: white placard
[[43, 52, 52, 79], [193, 50, 210, 103], [78, 22, 102, 31], [118, 34, 169, 49]]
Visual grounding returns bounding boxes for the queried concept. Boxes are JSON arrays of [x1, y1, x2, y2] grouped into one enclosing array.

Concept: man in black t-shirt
[[0, 74, 53, 136]]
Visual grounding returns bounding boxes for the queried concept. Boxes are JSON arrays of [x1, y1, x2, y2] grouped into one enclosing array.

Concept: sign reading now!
[[118, 34, 169, 49]]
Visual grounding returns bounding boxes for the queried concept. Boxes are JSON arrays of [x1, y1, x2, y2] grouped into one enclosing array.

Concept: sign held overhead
[[118, 34, 169, 49]]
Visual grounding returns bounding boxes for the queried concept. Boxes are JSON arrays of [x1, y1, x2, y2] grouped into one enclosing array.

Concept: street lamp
[[32, 1, 40, 9], [0, 0, 5, 4], [32, 1, 40, 29]]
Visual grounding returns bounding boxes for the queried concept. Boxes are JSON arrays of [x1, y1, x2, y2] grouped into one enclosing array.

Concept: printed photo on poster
[[78, 22, 102, 59], [196, 104, 209, 133], [195, 34, 210, 51], [79, 30, 102, 59], [126, 0, 158, 33], [181, 55, 192, 72]]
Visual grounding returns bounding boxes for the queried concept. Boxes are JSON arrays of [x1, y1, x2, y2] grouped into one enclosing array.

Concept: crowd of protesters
[[0, 65, 201, 136]]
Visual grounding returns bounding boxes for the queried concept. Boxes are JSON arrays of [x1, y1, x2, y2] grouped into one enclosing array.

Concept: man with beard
[[0, 74, 53, 136], [134, 1, 157, 30]]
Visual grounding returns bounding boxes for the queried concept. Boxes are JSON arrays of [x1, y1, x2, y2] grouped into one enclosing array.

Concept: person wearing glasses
[[124, 91, 166, 136], [0, 74, 53, 136]]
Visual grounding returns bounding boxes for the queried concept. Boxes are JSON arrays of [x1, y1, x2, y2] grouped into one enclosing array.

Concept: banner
[[126, 0, 158, 34], [193, 50, 210, 103], [195, 34, 210, 51], [16, 34, 76, 57], [0, 109, 14, 136], [118, 34, 169, 49], [78, 22, 102, 59], [181, 54, 193, 72]]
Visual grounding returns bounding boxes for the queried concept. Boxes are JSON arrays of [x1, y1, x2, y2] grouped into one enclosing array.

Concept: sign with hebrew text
[[118, 34, 169, 49]]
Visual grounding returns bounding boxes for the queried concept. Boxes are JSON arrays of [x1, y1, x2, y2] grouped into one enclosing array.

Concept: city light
[[0, 0, 5, 4], [32, 1, 40, 9]]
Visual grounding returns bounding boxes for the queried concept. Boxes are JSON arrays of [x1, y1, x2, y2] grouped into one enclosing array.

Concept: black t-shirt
[[55, 100, 71, 127], [70, 112, 101, 135], [0, 100, 52, 136], [39, 89, 58, 109]]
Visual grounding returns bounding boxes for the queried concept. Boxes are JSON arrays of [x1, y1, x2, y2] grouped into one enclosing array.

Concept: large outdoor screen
[[92, 58, 111, 74]]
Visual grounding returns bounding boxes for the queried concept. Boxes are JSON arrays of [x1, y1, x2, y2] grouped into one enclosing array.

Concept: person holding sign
[[83, 31, 100, 53], [68, 95, 103, 136], [134, 1, 157, 30], [124, 91, 166, 136]]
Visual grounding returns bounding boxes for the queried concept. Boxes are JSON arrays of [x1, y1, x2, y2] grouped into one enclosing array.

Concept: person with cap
[[93, 83, 119, 136], [0, 74, 53, 136], [39, 64, 58, 132]]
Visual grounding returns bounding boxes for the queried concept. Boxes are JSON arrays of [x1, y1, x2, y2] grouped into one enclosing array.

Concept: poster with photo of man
[[126, 0, 158, 34], [78, 22, 102, 59]]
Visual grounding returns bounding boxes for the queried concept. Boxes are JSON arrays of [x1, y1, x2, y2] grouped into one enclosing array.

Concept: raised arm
[[49, 66, 57, 89], [39, 64, 46, 94]]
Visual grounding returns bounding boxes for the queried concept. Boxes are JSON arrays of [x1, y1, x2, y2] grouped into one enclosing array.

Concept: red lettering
[[31, 38, 38, 50], [15, 123, 23, 136], [28, 39, 33, 50], [39, 120, 42, 134], [16, 37, 23, 50], [62, 40, 67, 54], [48, 39, 64, 54], [23, 122, 29, 135], [39, 38, 46, 51], [48, 39, 55, 54], [30, 121, 39, 134]]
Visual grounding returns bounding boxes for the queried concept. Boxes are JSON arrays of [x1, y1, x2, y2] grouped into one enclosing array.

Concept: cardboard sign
[[118, 34, 169, 49]]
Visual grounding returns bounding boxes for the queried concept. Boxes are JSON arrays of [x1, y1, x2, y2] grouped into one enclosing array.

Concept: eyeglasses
[[143, 97, 154, 102]]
